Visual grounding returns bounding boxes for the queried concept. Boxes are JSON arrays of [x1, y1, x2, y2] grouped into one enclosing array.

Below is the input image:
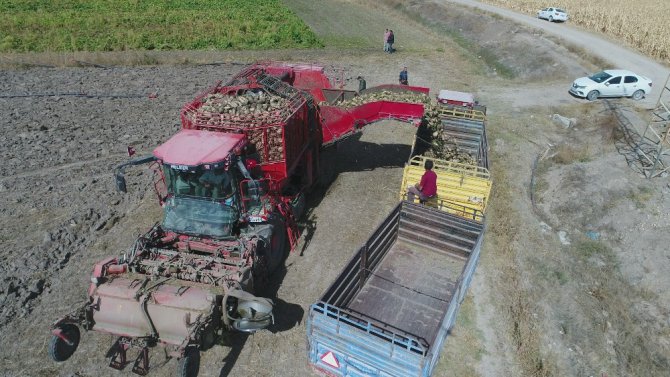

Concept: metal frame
[[640, 74, 670, 178]]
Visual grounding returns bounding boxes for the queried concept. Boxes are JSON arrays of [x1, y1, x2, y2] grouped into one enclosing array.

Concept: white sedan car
[[538, 7, 568, 22], [569, 70, 653, 101]]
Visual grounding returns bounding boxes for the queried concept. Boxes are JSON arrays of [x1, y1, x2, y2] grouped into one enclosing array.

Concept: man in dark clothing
[[399, 67, 408, 85], [357, 76, 366, 92], [384, 29, 390, 52], [387, 30, 395, 53]]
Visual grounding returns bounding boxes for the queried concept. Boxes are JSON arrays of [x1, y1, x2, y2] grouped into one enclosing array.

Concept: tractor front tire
[[48, 325, 80, 362], [178, 348, 200, 377]]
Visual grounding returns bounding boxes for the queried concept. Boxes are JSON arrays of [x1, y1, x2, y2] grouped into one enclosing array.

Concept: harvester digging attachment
[[49, 219, 279, 376]]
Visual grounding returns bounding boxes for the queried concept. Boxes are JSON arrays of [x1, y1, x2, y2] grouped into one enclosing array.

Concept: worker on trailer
[[406, 159, 437, 203]]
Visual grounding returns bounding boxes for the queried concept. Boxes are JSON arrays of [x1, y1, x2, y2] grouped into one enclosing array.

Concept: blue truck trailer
[[306, 200, 484, 377]]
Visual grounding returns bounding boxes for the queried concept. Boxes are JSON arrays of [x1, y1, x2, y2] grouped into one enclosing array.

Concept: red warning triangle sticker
[[320, 351, 340, 368]]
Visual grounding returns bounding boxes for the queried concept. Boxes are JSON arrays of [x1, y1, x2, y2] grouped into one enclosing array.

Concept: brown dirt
[[1, 1, 669, 377]]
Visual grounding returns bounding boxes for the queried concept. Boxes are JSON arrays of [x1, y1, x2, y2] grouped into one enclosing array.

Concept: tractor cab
[[151, 129, 246, 238], [115, 129, 276, 238], [114, 129, 272, 239]]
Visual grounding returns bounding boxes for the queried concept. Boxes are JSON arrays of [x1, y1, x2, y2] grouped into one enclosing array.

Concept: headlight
[[573, 84, 586, 89]]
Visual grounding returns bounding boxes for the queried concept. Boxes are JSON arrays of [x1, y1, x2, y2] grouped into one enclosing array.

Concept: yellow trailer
[[400, 155, 491, 221]]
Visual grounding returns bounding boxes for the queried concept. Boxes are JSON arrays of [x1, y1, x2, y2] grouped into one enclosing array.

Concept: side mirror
[[115, 173, 127, 193], [604, 82, 610, 86]]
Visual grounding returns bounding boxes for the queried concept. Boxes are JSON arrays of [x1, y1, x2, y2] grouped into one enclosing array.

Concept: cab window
[[608, 76, 621, 84]]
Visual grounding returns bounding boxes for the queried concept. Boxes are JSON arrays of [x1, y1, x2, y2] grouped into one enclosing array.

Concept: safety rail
[[181, 72, 310, 131], [400, 155, 491, 218], [310, 301, 429, 356], [437, 106, 486, 122]]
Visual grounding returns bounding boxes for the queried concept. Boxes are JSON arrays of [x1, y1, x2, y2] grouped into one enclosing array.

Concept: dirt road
[[445, 0, 669, 106], [1, 1, 669, 377]]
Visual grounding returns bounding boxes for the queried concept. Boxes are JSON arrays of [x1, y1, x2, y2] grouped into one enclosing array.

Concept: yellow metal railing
[[399, 155, 492, 218], [437, 107, 486, 122]]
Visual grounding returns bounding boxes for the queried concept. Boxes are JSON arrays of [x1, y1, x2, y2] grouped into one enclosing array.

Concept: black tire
[[266, 221, 288, 273], [48, 325, 80, 362], [177, 348, 200, 377], [632, 89, 644, 100], [252, 252, 269, 292], [586, 90, 599, 101], [549, 16, 554, 22]]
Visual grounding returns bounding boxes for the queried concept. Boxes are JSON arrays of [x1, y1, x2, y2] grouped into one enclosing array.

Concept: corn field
[[480, 0, 670, 63]]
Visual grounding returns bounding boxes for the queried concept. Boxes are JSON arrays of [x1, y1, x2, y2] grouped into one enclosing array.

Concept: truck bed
[[347, 239, 464, 346], [307, 201, 484, 377]]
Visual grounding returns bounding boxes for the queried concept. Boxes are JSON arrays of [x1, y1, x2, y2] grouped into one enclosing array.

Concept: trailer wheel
[[177, 348, 200, 377], [48, 324, 80, 362]]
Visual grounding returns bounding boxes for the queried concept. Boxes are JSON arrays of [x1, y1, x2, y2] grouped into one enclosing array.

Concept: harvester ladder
[[277, 200, 299, 251]]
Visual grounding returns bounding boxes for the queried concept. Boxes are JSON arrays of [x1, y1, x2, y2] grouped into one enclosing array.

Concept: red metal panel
[[365, 84, 430, 95], [437, 89, 475, 106], [320, 101, 425, 145], [349, 102, 385, 123], [153, 130, 244, 166], [319, 105, 358, 145], [91, 278, 152, 338], [376, 101, 425, 122], [91, 278, 214, 345]]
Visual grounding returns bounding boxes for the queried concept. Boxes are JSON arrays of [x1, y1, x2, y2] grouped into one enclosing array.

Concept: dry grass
[[481, 0, 670, 63], [554, 38, 610, 68], [558, 237, 669, 375], [486, 160, 555, 376], [596, 112, 620, 144], [553, 144, 591, 164], [437, 296, 483, 376]]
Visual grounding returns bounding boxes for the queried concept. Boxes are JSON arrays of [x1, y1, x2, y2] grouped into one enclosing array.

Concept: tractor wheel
[[177, 348, 200, 377], [252, 251, 270, 292], [48, 324, 80, 362], [632, 90, 644, 101], [586, 90, 599, 101], [266, 221, 288, 273]]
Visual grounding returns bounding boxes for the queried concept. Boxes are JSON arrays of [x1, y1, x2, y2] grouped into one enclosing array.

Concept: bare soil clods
[[1, 1, 669, 376]]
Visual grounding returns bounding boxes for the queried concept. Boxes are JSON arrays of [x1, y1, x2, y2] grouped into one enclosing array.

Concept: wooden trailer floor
[[347, 239, 466, 346]]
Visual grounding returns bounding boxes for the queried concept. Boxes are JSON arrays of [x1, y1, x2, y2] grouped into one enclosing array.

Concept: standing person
[[357, 75, 367, 92], [383, 29, 390, 52], [399, 67, 408, 85], [387, 30, 395, 53], [406, 159, 437, 203]]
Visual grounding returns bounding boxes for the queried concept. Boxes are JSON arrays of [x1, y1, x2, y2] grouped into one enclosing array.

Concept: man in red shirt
[[406, 159, 437, 203]]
